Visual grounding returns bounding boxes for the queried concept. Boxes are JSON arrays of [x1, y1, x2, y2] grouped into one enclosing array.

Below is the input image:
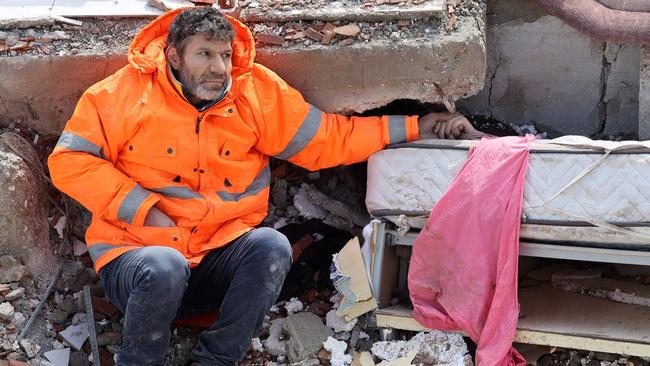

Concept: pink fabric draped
[[408, 136, 534, 366]]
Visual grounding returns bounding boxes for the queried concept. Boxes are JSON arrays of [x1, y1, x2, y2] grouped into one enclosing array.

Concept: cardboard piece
[[332, 238, 378, 321]]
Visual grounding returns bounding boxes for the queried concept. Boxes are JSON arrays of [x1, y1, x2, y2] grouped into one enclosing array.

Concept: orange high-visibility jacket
[[48, 9, 419, 272]]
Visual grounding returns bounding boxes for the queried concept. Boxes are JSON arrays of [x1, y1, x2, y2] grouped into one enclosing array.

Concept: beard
[[177, 63, 228, 102]]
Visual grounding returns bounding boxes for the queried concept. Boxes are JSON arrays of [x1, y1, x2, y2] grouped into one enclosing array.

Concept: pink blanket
[[408, 136, 533, 366]]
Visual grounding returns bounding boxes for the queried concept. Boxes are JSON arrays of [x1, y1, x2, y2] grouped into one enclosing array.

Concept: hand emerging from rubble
[[144, 206, 175, 227], [418, 112, 485, 140]]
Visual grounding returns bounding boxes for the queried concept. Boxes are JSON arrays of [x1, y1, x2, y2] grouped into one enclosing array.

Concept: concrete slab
[[257, 18, 486, 113], [0, 54, 127, 135], [0, 3, 486, 133]]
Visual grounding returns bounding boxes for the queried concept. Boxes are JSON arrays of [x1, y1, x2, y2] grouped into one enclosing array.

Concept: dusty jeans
[[98, 227, 292, 366]]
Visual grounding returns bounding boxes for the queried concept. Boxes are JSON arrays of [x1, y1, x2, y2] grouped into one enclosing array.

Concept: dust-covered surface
[[0, 0, 485, 57]]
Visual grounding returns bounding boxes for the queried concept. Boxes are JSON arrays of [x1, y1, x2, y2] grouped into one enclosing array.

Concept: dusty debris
[[371, 331, 469, 365], [552, 270, 650, 307]]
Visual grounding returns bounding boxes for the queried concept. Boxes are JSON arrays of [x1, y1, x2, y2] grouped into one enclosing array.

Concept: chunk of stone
[[19, 338, 41, 358], [0, 302, 15, 321], [0, 256, 26, 284], [283, 312, 334, 363], [11, 311, 26, 328], [59, 324, 89, 351], [44, 347, 71, 366], [4, 287, 25, 300], [97, 331, 122, 346], [0, 133, 54, 276], [69, 350, 90, 366]]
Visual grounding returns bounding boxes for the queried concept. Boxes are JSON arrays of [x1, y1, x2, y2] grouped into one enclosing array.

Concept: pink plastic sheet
[[408, 136, 534, 366]]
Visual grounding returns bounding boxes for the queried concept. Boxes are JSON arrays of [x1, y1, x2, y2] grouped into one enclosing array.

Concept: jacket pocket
[[123, 224, 184, 251]]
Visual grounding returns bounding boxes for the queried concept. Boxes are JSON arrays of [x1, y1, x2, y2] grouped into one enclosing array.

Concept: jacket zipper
[[195, 115, 202, 134]]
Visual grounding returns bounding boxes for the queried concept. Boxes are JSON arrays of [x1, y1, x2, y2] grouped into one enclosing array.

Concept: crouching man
[[48, 7, 482, 365]]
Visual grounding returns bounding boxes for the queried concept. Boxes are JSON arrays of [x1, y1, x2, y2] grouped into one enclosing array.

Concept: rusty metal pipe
[[530, 0, 650, 44]]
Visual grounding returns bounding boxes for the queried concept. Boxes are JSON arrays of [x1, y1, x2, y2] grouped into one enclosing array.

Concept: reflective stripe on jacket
[[48, 9, 419, 272]]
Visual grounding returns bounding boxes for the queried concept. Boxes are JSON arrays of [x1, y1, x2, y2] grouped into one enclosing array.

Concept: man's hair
[[167, 7, 235, 54]]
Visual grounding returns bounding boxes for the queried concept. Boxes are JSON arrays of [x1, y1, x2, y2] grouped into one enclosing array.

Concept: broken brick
[[9, 41, 29, 51], [305, 27, 324, 42], [339, 38, 355, 46], [398, 19, 411, 28], [92, 297, 119, 318], [285, 31, 305, 40], [333, 24, 360, 37], [447, 14, 457, 31], [322, 23, 337, 33], [321, 31, 334, 45], [256, 33, 285, 46]]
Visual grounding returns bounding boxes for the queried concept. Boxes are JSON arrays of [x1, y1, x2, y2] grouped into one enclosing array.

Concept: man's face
[[169, 34, 233, 103]]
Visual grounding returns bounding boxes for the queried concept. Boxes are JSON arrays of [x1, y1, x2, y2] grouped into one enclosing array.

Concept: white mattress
[[366, 137, 650, 247]]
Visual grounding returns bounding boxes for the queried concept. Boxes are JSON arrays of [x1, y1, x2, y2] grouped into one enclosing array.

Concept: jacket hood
[[127, 8, 256, 75]]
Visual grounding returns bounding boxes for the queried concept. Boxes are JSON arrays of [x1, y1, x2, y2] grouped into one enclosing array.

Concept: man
[[48, 7, 483, 366]]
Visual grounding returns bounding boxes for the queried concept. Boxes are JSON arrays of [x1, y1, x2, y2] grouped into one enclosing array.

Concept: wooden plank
[[518, 284, 650, 346], [375, 284, 650, 357]]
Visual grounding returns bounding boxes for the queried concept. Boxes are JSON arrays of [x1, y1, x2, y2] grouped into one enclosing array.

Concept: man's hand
[[144, 206, 175, 227], [418, 112, 485, 140]]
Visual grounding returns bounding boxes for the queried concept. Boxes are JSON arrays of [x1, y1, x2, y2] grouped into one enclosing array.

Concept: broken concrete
[[18, 338, 40, 359], [255, 17, 486, 114], [459, 0, 640, 138], [0, 133, 54, 277], [1, 2, 485, 133], [283, 312, 334, 363]]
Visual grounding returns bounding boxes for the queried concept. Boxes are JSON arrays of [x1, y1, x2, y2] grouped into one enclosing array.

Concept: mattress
[[366, 137, 650, 248]]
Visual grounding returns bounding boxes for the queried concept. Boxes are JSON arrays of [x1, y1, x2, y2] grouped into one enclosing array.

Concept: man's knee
[[138, 247, 190, 295], [248, 227, 292, 266]]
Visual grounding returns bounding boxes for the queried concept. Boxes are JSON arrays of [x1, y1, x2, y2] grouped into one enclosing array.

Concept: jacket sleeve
[[48, 89, 160, 226], [251, 64, 419, 171]]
